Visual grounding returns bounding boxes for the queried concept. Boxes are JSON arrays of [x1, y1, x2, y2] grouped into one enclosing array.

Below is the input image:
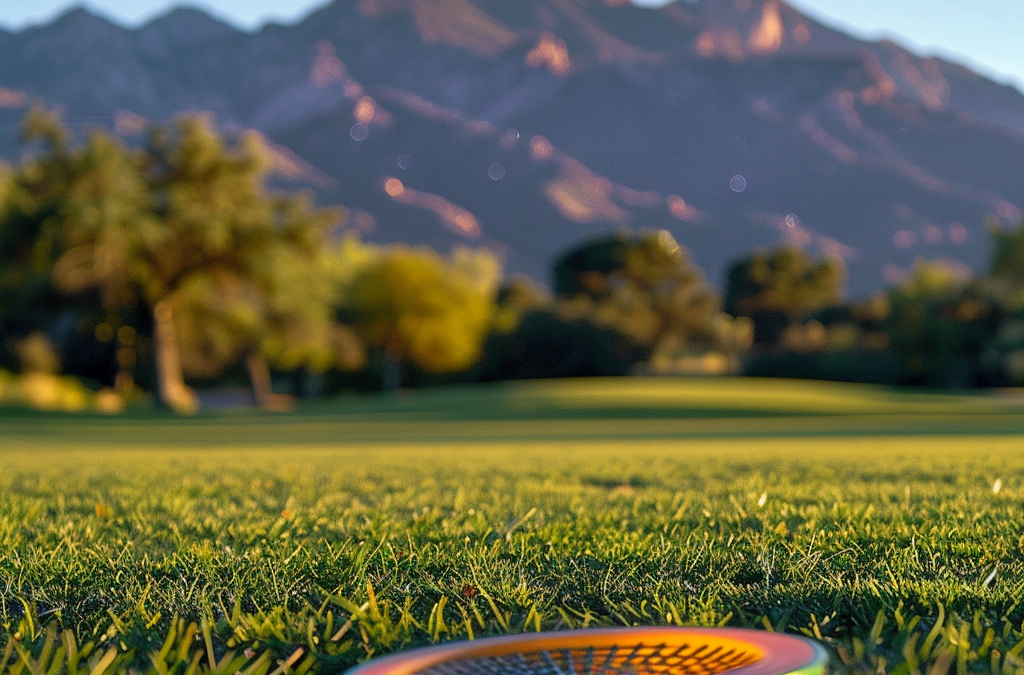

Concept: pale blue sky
[[2, 0, 1022, 92]]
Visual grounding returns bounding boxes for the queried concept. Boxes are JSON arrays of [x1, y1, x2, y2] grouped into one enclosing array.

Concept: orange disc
[[346, 628, 828, 675]]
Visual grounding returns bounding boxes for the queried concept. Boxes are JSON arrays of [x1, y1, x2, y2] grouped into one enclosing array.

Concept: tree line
[[0, 110, 498, 411], [2, 109, 1024, 411]]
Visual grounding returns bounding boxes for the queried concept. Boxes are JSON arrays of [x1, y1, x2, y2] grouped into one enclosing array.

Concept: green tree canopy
[[0, 109, 142, 375], [987, 218, 1024, 309], [4, 108, 349, 411], [342, 245, 499, 384], [725, 245, 845, 345], [552, 230, 728, 357], [883, 259, 990, 387], [491, 275, 550, 335]]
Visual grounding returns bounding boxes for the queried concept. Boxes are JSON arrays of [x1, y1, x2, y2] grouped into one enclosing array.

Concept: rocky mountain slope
[[2, 0, 1024, 295]]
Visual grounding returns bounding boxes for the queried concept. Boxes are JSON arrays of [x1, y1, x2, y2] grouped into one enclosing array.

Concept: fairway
[[2, 378, 1024, 675], [5, 376, 1024, 447]]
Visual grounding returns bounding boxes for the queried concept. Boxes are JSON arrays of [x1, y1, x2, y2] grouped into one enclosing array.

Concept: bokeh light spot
[[501, 129, 520, 151], [94, 323, 114, 343], [117, 326, 136, 347], [488, 163, 506, 180], [397, 153, 412, 170], [349, 123, 369, 141], [730, 175, 747, 192]]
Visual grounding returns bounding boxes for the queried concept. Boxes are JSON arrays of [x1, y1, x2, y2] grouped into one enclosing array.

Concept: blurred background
[[3, 0, 1024, 412]]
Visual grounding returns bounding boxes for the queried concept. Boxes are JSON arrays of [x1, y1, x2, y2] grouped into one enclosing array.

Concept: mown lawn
[[3, 378, 1024, 675]]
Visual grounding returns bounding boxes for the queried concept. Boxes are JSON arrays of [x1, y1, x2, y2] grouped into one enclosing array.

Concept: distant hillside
[[2, 0, 1024, 295]]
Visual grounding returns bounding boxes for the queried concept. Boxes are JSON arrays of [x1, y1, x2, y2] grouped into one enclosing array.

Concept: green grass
[[4, 378, 1024, 675]]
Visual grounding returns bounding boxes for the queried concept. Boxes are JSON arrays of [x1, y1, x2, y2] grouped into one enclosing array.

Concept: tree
[[0, 157, 41, 357], [342, 245, 499, 388], [725, 245, 845, 345], [490, 275, 550, 334], [884, 259, 991, 387], [966, 220, 1024, 385], [1, 108, 143, 378], [552, 230, 728, 358], [987, 218, 1024, 309], [9, 109, 348, 411]]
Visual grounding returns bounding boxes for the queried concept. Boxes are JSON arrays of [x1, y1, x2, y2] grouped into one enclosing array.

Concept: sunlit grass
[[529, 377, 1008, 414], [3, 378, 1024, 674]]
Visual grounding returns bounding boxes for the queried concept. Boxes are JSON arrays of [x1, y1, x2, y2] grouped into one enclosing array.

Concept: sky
[[2, 0, 1022, 93]]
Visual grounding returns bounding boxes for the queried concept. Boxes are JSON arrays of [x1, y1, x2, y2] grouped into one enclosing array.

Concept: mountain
[[2, 0, 1024, 296]]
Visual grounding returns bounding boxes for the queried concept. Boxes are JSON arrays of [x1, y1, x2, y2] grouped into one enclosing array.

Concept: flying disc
[[345, 627, 828, 675]]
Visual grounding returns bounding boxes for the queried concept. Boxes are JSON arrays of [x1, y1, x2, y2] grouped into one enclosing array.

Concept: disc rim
[[345, 627, 828, 675]]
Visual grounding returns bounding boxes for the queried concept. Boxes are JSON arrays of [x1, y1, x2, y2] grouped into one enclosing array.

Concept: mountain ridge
[[1, 0, 1024, 295]]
